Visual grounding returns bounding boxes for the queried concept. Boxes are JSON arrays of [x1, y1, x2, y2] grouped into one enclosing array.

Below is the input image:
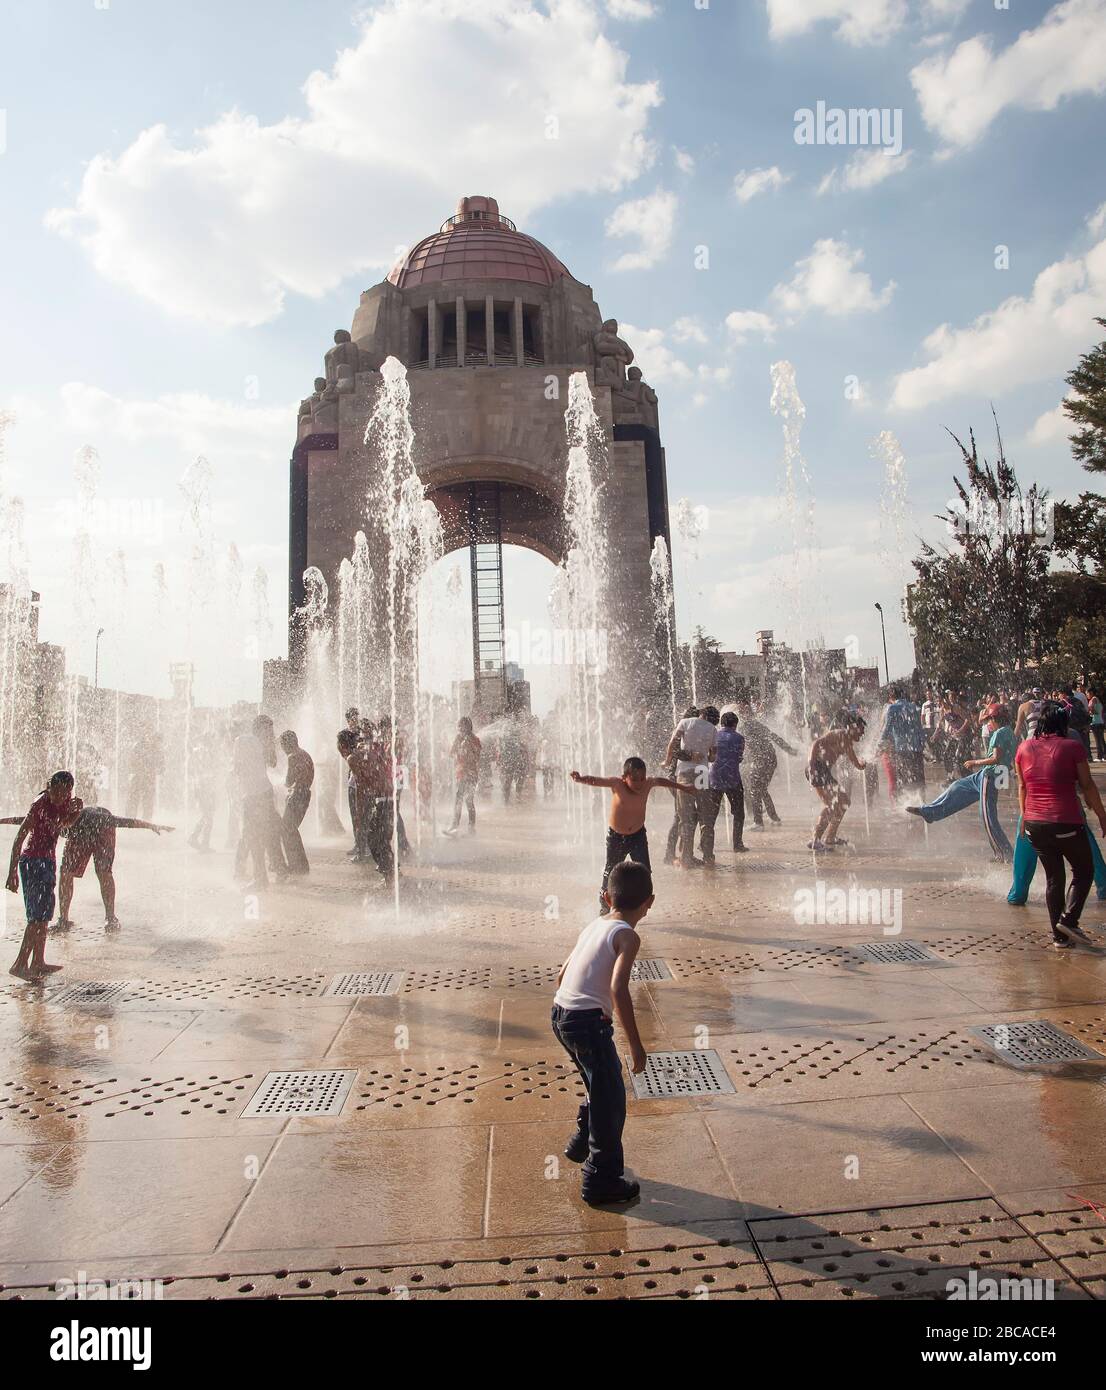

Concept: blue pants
[[551, 1004, 625, 1190], [917, 768, 1012, 860], [19, 856, 56, 923], [1008, 817, 1106, 904]]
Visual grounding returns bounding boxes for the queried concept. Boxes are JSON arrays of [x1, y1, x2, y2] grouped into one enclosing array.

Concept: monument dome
[[388, 195, 572, 290]]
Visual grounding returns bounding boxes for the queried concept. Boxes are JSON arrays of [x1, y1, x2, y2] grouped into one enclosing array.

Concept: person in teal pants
[[1008, 814, 1106, 904]]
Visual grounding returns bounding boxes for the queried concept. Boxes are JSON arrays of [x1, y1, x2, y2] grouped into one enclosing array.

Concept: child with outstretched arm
[[6, 772, 83, 980], [552, 859, 654, 1206], [0, 808, 174, 931], [572, 756, 696, 912]]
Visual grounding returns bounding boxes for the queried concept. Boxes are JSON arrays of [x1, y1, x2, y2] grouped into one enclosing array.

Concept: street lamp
[[94, 627, 105, 689], [874, 604, 889, 687]]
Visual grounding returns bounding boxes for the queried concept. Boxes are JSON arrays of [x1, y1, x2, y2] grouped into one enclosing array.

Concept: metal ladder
[[467, 483, 506, 716]]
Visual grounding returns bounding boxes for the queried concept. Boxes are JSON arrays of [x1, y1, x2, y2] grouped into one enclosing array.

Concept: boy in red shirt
[[6, 772, 83, 980], [337, 728, 395, 883], [443, 717, 482, 836]]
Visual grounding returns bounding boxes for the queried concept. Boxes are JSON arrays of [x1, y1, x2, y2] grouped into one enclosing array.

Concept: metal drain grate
[[972, 1021, 1106, 1067], [242, 1069, 358, 1118], [854, 941, 943, 965], [47, 981, 133, 1007], [630, 959, 673, 982], [320, 972, 404, 998], [629, 1050, 735, 1100]]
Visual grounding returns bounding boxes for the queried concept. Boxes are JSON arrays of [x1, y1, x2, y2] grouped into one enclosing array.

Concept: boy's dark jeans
[[551, 1005, 626, 1189], [707, 784, 745, 849], [600, 826, 649, 910]]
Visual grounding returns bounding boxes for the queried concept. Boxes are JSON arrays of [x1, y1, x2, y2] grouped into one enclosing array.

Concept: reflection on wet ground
[[3, 784, 1106, 1298]]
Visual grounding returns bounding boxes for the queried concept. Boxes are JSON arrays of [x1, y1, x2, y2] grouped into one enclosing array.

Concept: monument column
[[513, 297, 524, 366]]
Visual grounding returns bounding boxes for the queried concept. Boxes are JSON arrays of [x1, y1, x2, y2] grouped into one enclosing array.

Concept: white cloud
[[891, 234, 1106, 410], [673, 147, 696, 174], [733, 166, 790, 203], [671, 315, 708, 344], [921, 0, 969, 18], [606, 0, 657, 17], [817, 148, 912, 195], [1088, 201, 1106, 235], [1028, 403, 1072, 445], [691, 364, 732, 409], [724, 310, 777, 345], [59, 382, 291, 457], [618, 323, 694, 384], [765, 0, 908, 45], [772, 238, 895, 318], [605, 187, 677, 271], [911, 0, 1106, 150], [46, 0, 661, 326]]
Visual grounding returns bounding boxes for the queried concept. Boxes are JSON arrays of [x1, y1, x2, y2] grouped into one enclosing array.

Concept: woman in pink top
[[1015, 703, 1106, 947]]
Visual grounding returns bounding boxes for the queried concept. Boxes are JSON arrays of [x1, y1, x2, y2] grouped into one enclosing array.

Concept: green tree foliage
[[906, 423, 1051, 687], [1063, 318, 1106, 474], [676, 627, 733, 707], [1047, 493, 1106, 683]]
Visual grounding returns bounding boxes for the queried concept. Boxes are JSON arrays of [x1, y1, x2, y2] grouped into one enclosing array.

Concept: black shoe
[[583, 1177, 640, 1205], [733, 843, 748, 853], [564, 1134, 589, 1163], [1056, 922, 1097, 948], [905, 806, 924, 817]]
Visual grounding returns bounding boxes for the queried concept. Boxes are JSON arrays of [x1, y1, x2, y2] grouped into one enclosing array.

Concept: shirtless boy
[[0, 807, 173, 931], [806, 713, 867, 852], [572, 757, 697, 911]]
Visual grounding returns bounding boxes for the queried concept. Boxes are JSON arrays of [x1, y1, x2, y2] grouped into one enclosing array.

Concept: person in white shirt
[[552, 860, 652, 1205], [664, 706, 718, 867]]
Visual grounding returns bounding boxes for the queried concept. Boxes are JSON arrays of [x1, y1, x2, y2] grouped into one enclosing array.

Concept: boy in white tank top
[[551, 859, 653, 1205]]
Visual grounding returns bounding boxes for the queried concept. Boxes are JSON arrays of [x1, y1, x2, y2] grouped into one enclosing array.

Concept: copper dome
[[388, 196, 572, 290]]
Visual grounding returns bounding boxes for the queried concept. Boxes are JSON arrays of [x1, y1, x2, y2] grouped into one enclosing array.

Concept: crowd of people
[[7, 671, 1106, 1211], [552, 677, 1106, 1204]]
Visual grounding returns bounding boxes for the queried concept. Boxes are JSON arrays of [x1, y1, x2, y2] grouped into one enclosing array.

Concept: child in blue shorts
[[6, 772, 82, 981]]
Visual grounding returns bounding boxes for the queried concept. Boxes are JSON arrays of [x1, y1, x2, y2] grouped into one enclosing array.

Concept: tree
[[906, 422, 1052, 688], [1063, 318, 1106, 474], [1047, 493, 1106, 683], [1053, 493, 1106, 575], [676, 628, 733, 707], [1042, 575, 1106, 685]]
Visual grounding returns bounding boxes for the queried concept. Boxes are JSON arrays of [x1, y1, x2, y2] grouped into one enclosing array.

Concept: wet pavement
[[3, 775, 1106, 1299]]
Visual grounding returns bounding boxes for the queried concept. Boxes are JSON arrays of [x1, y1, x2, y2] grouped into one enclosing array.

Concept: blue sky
[[1, 0, 1104, 710]]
